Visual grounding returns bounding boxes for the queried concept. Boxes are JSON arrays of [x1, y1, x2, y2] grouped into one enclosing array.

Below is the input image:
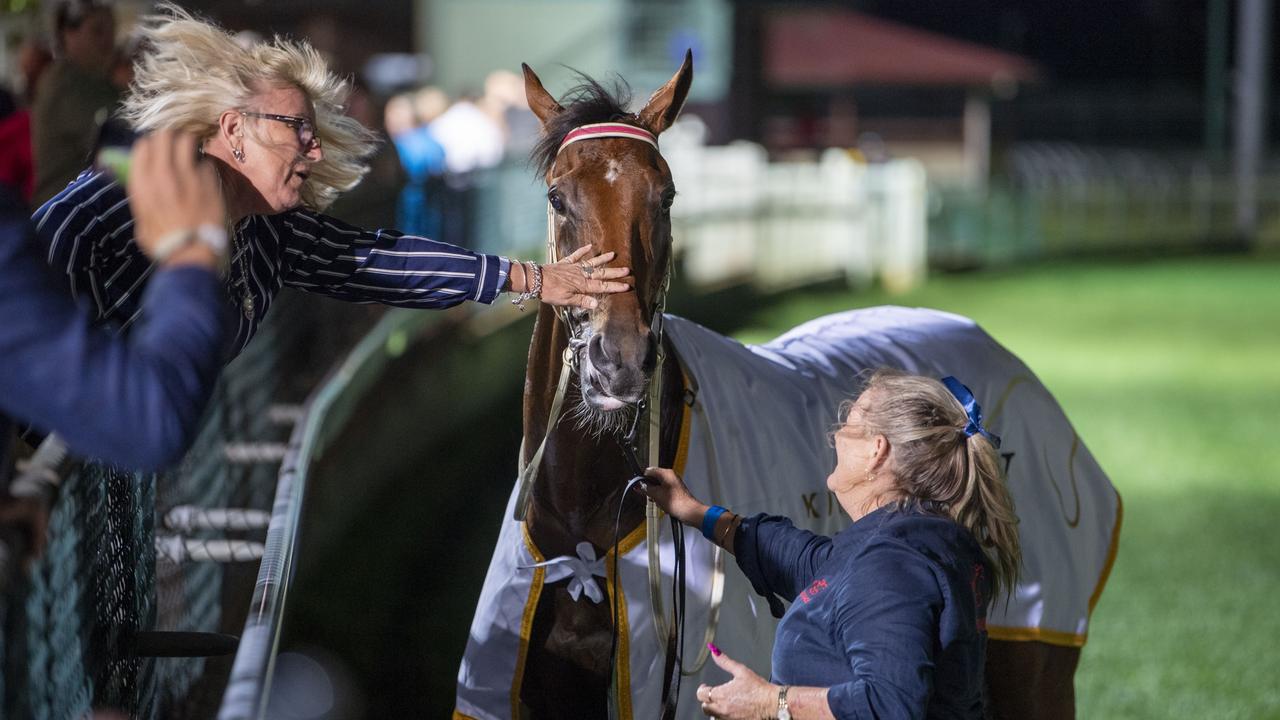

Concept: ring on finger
[[580, 262, 594, 277]]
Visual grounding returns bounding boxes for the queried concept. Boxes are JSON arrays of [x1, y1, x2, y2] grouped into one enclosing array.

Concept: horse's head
[[523, 54, 692, 421]]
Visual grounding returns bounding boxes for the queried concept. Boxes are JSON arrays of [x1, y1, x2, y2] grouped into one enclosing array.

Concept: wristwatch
[[777, 685, 791, 720], [151, 223, 229, 263]]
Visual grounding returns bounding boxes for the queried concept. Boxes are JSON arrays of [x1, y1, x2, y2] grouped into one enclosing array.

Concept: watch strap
[[150, 223, 228, 263]]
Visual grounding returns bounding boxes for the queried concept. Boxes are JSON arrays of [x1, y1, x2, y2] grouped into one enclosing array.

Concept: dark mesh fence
[[1, 290, 382, 720]]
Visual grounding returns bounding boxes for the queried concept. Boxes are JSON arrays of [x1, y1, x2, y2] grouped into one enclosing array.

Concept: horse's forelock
[[531, 73, 638, 177]]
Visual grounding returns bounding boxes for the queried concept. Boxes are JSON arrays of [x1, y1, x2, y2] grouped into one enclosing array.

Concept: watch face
[[778, 707, 792, 720]]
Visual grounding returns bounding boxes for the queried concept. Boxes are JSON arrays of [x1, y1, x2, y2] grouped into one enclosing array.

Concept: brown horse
[[513, 57, 1086, 720]]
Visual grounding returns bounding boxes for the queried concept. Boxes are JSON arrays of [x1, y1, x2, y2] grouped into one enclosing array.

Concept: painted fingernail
[[708, 642, 721, 656]]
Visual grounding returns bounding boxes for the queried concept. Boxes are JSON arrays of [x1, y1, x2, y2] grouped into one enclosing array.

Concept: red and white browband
[[557, 122, 658, 154], [546, 121, 660, 265]]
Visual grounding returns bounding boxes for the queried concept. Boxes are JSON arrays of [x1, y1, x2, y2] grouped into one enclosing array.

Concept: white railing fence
[[662, 119, 928, 292]]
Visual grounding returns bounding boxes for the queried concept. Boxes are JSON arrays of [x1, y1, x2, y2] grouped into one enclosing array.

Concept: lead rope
[[511, 204, 583, 522], [607, 251, 681, 720]]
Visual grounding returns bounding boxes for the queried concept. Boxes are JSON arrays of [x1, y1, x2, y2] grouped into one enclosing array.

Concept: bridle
[[511, 121, 667, 523], [512, 121, 722, 718]]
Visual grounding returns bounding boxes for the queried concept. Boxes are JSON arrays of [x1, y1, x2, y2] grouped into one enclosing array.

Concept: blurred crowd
[[358, 69, 540, 244], [1, 1, 541, 248]]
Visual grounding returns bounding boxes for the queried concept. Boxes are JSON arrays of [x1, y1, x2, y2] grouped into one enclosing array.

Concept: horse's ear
[[522, 63, 564, 126], [637, 49, 693, 135]]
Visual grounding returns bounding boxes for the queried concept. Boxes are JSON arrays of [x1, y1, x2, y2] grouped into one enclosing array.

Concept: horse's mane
[[532, 74, 636, 177]]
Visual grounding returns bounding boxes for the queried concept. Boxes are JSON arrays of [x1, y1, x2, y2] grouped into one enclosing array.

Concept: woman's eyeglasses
[[241, 111, 320, 151]]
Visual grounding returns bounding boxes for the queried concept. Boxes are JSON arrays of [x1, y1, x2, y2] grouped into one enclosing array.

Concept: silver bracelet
[[510, 261, 543, 311]]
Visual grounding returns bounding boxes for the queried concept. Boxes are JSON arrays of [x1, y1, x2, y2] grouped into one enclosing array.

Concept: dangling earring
[[865, 467, 876, 484], [232, 147, 245, 163]]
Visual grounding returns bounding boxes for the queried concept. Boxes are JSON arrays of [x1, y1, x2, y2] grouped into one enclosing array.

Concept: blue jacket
[[735, 503, 991, 719], [0, 188, 229, 471]]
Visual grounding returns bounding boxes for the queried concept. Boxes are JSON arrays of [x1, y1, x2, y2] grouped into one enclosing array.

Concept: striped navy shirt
[[32, 170, 511, 357]]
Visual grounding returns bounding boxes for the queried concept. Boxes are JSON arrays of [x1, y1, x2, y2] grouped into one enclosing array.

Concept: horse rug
[[455, 306, 1122, 720]]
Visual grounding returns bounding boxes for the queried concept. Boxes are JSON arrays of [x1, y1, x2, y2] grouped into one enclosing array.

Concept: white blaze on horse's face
[[553, 147, 667, 414], [604, 159, 622, 185], [523, 52, 693, 417]]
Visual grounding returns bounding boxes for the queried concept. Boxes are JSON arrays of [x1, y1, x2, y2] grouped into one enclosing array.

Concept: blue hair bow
[[940, 376, 1002, 449]]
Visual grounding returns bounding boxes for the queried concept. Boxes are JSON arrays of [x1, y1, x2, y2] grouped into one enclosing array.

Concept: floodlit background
[[1, 1, 1276, 718]]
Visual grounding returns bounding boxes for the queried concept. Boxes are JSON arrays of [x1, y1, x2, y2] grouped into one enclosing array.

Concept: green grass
[[733, 255, 1280, 719]]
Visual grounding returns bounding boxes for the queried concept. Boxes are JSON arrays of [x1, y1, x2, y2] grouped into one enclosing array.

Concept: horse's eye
[[661, 191, 676, 211], [548, 190, 566, 214]]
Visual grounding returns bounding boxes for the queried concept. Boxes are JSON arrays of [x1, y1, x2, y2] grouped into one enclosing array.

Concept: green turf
[[732, 255, 1280, 719]]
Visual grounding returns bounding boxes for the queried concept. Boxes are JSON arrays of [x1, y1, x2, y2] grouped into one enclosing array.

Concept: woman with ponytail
[[642, 368, 1021, 720]]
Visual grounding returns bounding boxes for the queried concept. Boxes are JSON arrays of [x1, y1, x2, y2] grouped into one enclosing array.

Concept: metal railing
[[216, 306, 447, 720]]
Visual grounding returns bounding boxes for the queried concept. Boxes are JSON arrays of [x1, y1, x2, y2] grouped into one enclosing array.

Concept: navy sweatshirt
[[734, 503, 991, 719], [0, 187, 229, 471]]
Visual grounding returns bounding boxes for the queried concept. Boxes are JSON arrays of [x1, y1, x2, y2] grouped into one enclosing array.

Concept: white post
[[878, 160, 928, 293], [963, 93, 991, 196], [1233, 0, 1271, 244]]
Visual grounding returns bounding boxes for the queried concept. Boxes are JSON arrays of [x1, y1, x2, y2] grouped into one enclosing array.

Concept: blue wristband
[[701, 505, 728, 541]]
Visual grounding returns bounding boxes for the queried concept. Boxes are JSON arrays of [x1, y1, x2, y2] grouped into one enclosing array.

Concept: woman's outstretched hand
[[535, 244, 631, 309], [639, 467, 708, 527]]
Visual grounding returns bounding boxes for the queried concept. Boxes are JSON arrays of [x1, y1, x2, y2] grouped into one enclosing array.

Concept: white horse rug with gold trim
[[455, 307, 1121, 720]]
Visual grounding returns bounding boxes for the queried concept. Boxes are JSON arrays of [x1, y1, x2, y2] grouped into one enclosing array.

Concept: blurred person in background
[[17, 37, 55, 104], [0, 87, 33, 202], [641, 370, 1020, 720], [428, 91, 503, 248], [108, 32, 144, 95], [413, 85, 450, 127], [383, 89, 445, 236], [480, 69, 539, 159], [32, 4, 629, 370], [1, 130, 229, 482], [411, 86, 450, 238], [326, 78, 404, 230], [32, 0, 122, 206], [2, 38, 56, 205], [429, 91, 504, 176]]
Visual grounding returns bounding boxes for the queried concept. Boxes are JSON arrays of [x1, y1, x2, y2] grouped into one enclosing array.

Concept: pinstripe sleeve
[[271, 209, 510, 307], [31, 171, 130, 315]]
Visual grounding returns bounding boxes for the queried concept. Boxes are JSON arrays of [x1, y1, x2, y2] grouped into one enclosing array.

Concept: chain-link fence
[[0, 290, 382, 720]]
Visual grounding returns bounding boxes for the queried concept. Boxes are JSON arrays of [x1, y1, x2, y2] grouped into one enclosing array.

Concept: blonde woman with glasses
[[642, 369, 1021, 720], [32, 3, 628, 362]]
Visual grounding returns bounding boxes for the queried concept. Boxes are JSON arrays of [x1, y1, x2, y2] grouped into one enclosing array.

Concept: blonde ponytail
[[959, 432, 1021, 601], [856, 369, 1022, 603]]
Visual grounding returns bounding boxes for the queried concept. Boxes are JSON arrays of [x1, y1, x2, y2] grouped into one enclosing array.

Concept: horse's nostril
[[588, 333, 615, 371]]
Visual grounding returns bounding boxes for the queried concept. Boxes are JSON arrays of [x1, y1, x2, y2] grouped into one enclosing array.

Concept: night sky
[[847, 1, 1210, 83]]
